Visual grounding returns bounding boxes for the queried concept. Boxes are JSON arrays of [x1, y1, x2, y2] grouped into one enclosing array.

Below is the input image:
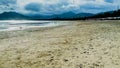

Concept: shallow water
[[0, 20, 66, 31]]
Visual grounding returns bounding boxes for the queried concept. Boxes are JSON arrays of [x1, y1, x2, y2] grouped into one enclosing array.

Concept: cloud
[[0, 0, 119, 14], [0, 0, 16, 5], [0, 0, 17, 13], [104, 0, 114, 3], [80, 3, 115, 13], [25, 3, 41, 12]]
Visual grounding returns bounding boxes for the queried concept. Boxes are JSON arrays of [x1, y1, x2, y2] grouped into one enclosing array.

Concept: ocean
[[0, 20, 66, 31]]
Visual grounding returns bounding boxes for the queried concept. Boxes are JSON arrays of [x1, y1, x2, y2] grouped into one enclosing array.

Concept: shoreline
[[0, 21, 69, 32]]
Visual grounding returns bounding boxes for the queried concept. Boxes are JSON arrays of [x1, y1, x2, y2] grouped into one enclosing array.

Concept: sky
[[0, 0, 119, 15]]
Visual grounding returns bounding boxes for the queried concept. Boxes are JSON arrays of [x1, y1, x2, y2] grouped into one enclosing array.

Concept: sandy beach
[[0, 20, 120, 68]]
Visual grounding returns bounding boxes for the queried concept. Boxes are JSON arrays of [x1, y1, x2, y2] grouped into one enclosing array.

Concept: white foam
[[0, 20, 50, 24], [0, 20, 68, 31]]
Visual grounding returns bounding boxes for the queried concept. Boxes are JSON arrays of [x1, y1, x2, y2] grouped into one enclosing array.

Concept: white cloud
[[0, 0, 119, 14]]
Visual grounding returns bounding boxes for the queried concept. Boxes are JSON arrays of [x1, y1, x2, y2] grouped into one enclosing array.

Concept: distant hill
[[0, 11, 94, 20], [0, 10, 120, 20], [27, 12, 94, 20], [89, 9, 120, 19], [54, 12, 76, 19], [0, 12, 31, 20], [48, 12, 94, 20]]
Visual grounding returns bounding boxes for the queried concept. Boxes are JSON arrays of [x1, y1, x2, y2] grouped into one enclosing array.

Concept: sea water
[[0, 20, 66, 31]]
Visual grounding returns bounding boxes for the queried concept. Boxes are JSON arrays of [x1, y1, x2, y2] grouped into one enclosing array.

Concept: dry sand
[[0, 20, 120, 68]]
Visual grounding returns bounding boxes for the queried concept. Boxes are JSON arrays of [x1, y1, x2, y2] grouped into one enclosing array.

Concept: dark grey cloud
[[25, 3, 41, 12], [104, 0, 114, 3], [0, 0, 16, 5], [79, 3, 116, 13], [0, 0, 17, 12]]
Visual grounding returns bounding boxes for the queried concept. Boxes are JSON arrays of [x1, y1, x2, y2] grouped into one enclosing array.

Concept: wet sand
[[0, 20, 120, 68]]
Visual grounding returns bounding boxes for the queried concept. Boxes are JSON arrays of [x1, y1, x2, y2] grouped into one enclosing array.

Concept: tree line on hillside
[[45, 9, 120, 20], [89, 9, 120, 18], [0, 9, 119, 20]]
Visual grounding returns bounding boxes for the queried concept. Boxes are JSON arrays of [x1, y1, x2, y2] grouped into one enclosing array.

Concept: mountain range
[[0, 12, 94, 20], [0, 12, 30, 20], [89, 9, 120, 18], [0, 9, 119, 20]]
